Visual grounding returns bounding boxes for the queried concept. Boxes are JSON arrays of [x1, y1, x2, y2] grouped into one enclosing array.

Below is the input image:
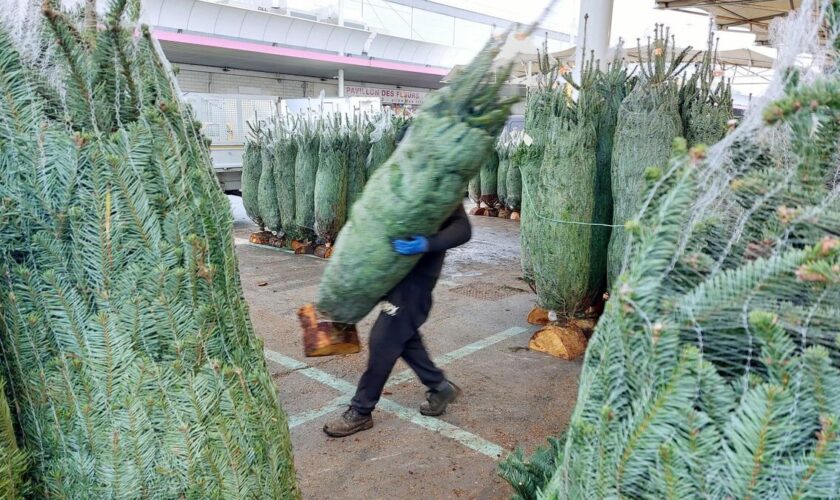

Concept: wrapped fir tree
[[607, 26, 694, 284], [519, 47, 560, 286], [518, 2, 840, 497], [272, 122, 299, 241], [0, 4, 298, 497], [306, 32, 520, 326], [293, 120, 320, 242], [314, 121, 349, 245], [242, 125, 265, 229], [679, 33, 733, 148], [258, 127, 283, 232]]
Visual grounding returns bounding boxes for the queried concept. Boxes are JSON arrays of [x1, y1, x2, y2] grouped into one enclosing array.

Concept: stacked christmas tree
[[0, 3, 298, 497]]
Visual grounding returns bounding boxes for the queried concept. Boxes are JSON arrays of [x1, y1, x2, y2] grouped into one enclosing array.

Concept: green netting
[[241, 138, 264, 229], [272, 131, 298, 239], [314, 125, 348, 243], [0, 7, 298, 497], [480, 150, 499, 206], [294, 124, 320, 240], [315, 36, 518, 323], [258, 130, 282, 232]]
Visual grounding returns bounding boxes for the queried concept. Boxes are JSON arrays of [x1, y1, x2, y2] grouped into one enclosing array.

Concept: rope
[[521, 175, 625, 229]]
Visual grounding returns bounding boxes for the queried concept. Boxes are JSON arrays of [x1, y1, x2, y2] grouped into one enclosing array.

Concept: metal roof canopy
[[656, 1, 801, 45]]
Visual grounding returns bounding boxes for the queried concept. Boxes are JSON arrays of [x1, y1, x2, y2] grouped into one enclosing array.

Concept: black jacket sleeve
[[426, 205, 472, 253]]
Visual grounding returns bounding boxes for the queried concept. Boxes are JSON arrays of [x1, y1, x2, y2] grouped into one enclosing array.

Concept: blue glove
[[393, 236, 429, 256]]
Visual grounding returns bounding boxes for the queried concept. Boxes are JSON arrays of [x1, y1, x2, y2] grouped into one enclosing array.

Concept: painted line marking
[[376, 399, 504, 458], [288, 395, 348, 428], [265, 342, 510, 458], [385, 326, 530, 387]]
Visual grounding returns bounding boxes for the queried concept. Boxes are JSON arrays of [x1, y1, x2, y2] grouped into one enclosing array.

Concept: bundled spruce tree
[[496, 136, 511, 210], [272, 122, 299, 240], [294, 120, 320, 241], [526, 2, 840, 497], [346, 116, 371, 212], [607, 26, 694, 284], [590, 52, 632, 299], [506, 138, 524, 213], [480, 150, 500, 207], [531, 55, 603, 318], [0, 4, 298, 497], [468, 174, 482, 206], [258, 127, 283, 232], [310, 32, 521, 324], [679, 33, 733, 147], [520, 46, 560, 286], [242, 123, 265, 229], [0, 377, 27, 498], [366, 112, 398, 177], [314, 121, 348, 244]]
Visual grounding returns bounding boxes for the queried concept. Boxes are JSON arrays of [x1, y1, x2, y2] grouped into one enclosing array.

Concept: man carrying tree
[[323, 204, 472, 437]]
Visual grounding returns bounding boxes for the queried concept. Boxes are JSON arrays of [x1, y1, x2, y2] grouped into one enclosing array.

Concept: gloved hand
[[393, 236, 429, 256]]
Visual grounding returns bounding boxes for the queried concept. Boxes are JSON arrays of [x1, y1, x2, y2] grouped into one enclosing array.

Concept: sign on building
[[343, 85, 427, 105]]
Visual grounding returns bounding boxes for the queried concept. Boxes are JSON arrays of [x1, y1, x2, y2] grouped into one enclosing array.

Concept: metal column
[[574, 0, 614, 71], [338, 69, 345, 97]]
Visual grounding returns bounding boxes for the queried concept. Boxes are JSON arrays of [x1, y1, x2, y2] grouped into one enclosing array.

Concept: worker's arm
[[426, 204, 472, 252]]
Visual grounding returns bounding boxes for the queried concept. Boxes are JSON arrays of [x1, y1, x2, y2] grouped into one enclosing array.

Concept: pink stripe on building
[[152, 30, 450, 76]]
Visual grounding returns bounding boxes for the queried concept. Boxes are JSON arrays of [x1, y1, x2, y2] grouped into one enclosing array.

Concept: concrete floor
[[229, 196, 582, 499]]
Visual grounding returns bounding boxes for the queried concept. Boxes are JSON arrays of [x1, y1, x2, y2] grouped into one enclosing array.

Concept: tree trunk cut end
[[510, 211, 521, 221], [298, 304, 361, 357], [292, 240, 315, 254], [527, 306, 551, 325], [249, 231, 273, 245], [528, 325, 588, 360]]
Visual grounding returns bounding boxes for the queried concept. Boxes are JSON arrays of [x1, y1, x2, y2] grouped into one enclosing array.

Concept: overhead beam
[[657, 0, 787, 7], [385, 0, 572, 42]]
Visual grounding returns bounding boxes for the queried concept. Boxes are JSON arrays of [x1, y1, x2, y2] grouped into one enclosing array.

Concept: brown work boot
[[323, 407, 373, 437], [420, 381, 462, 416]]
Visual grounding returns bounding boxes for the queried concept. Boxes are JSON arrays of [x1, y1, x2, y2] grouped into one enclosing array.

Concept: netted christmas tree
[[519, 1, 840, 497], [680, 32, 733, 148], [311, 29, 528, 324], [607, 27, 695, 284], [520, 46, 560, 287], [242, 123, 265, 229], [0, 3, 298, 497], [314, 120, 348, 245], [531, 55, 603, 318], [272, 121, 299, 241], [258, 126, 283, 232]]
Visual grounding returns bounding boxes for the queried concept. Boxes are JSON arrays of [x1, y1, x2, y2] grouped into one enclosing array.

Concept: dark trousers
[[350, 273, 445, 414]]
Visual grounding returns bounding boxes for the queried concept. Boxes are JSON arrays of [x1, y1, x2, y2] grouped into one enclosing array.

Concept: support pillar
[[574, 0, 614, 74], [338, 69, 345, 97]]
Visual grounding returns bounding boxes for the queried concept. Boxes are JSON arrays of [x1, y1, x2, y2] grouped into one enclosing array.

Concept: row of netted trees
[[501, 0, 840, 497], [0, 2, 299, 497], [468, 130, 525, 218], [520, 28, 732, 359], [242, 110, 407, 257]]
